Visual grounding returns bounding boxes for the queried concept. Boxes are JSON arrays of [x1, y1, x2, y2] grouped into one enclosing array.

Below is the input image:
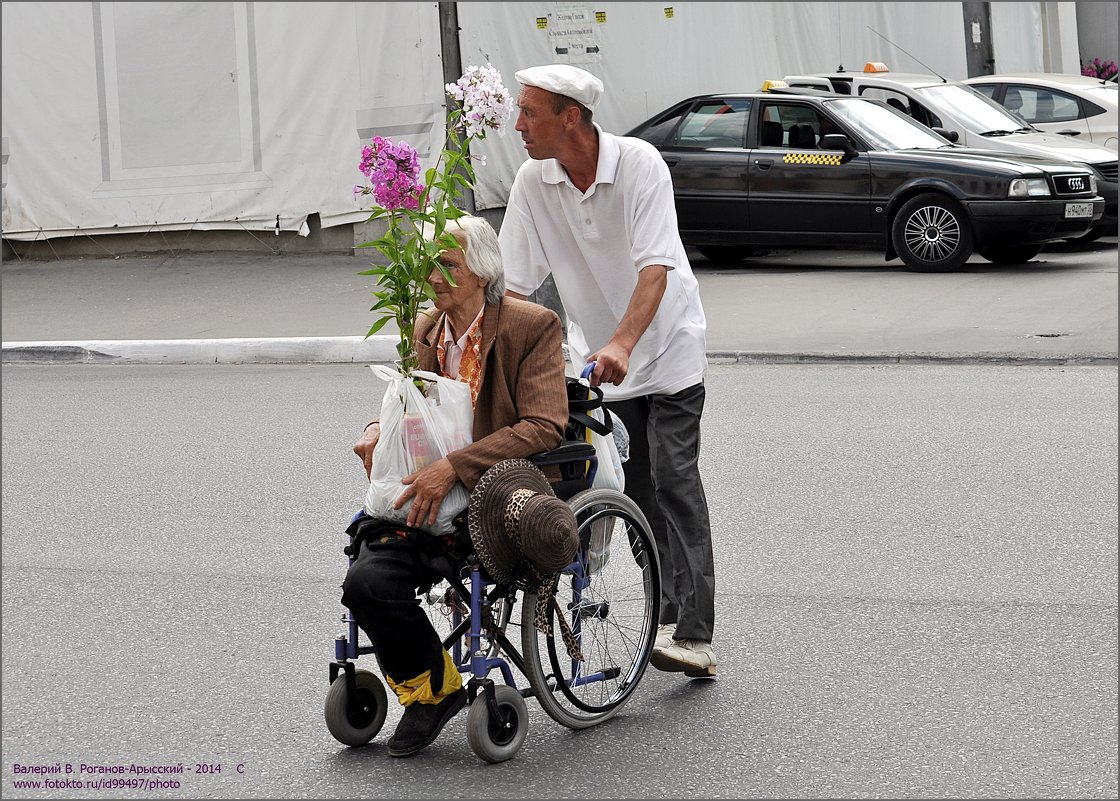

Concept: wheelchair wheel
[[324, 669, 388, 747], [466, 685, 529, 763], [521, 488, 660, 729]]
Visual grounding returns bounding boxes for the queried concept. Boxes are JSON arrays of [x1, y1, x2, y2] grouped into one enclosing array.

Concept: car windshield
[[917, 83, 1033, 135], [826, 98, 953, 150]]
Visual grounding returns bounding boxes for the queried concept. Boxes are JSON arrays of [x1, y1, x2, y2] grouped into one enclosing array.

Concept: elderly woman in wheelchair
[[327, 215, 662, 762]]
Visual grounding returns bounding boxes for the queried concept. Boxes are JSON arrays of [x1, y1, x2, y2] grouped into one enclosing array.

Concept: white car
[[962, 73, 1118, 152]]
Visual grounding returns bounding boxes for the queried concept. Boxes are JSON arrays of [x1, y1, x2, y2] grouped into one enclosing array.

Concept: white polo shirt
[[500, 125, 707, 401]]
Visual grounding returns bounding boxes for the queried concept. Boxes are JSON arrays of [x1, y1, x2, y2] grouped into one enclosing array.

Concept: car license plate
[[1064, 202, 1093, 219]]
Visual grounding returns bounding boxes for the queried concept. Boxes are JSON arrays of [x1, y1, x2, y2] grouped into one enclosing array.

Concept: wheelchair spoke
[[522, 489, 660, 729]]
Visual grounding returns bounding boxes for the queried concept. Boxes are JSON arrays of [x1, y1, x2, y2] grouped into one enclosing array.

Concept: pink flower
[[1082, 58, 1118, 81], [357, 136, 425, 211], [351, 66, 515, 376]]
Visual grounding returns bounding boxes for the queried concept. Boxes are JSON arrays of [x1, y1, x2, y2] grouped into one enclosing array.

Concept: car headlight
[[1089, 174, 1098, 194], [1008, 178, 1051, 197]]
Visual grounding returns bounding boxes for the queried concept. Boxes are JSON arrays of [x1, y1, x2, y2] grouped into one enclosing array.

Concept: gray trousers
[[605, 381, 715, 643]]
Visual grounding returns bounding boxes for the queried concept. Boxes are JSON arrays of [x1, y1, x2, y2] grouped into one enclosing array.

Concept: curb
[[2, 338, 1116, 366], [705, 351, 1119, 366], [0, 336, 401, 365]]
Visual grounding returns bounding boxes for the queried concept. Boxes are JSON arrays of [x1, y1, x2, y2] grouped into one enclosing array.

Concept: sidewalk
[[2, 240, 1117, 365]]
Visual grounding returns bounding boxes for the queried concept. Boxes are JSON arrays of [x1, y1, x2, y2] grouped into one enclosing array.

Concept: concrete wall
[[3, 212, 354, 260], [1075, 1, 1119, 68]]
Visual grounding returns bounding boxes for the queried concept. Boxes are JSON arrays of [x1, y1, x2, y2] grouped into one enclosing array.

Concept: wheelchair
[[325, 366, 662, 762]]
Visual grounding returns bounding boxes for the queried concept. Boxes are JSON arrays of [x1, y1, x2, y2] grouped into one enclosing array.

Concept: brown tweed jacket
[[414, 297, 569, 490]]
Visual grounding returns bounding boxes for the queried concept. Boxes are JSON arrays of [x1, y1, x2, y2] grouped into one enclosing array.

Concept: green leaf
[[365, 316, 392, 336]]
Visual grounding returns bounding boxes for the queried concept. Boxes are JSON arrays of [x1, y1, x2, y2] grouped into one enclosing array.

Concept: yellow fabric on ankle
[[386, 649, 463, 706]]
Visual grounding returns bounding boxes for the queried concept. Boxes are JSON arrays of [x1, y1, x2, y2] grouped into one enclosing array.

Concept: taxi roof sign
[[863, 61, 890, 73], [761, 79, 789, 92]]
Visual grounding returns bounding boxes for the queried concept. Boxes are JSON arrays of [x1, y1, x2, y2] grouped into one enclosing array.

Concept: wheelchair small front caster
[[466, 684, 529, 763], [325, 669, 388, 746]]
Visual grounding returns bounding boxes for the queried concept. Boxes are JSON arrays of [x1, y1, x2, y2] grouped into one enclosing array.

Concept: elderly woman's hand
[[353, 421, 380, 479], [395, 457, 460, 528]]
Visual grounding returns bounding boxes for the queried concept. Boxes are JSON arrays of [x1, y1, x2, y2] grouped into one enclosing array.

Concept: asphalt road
[[2, 362, 1116, 799]]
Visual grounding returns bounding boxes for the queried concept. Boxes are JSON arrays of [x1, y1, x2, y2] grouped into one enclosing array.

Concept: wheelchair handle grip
[[581, 361, 596, 380]]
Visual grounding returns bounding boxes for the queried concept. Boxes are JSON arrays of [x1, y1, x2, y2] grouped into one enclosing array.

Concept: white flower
[[445, 63, 514, 139]]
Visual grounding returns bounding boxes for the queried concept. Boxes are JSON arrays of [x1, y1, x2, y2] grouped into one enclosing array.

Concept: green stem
[[369, 106, 482, 382], [386, 213, 418, 378]]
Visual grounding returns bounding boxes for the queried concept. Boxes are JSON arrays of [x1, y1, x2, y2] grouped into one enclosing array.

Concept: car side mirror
[[820, 133, 857, 159], [933, 127, 960, 143]]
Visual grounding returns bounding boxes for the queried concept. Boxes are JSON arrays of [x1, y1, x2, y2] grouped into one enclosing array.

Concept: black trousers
[[339, 519, 463, 696], [605, 381, 715, 643]]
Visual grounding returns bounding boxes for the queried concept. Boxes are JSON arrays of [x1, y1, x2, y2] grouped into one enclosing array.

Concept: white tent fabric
[[1, 2, 1065, 239], [1, 1, 446, 240], [458, 1, 983, 209]]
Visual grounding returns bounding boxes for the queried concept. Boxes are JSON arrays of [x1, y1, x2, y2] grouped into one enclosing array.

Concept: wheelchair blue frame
[[325, 364, 659, 762]]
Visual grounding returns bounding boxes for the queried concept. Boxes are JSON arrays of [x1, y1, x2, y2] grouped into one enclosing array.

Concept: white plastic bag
[[570, 380, 628, 574], [588, 406, 626, 491], [363, 365, 473, 534], [566, 371, 627, 492]]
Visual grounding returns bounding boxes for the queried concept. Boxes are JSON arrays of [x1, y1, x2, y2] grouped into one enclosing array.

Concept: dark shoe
[[386, 689, 467, 757]]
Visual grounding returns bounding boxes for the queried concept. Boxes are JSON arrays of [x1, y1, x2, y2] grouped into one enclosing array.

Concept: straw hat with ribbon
[[468, 458, 584, 660]]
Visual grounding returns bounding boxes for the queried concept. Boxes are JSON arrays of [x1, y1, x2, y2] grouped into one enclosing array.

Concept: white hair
[[423, 214, 506, 305]]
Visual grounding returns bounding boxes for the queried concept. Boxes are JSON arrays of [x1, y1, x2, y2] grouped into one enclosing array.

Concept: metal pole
[[438, 2, 475, 213]]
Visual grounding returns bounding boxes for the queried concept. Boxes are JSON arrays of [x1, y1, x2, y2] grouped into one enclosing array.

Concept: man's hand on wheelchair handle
[[588, 341, 630, 387], [396, 458, 459, 528], [353, 421, 381, 479]]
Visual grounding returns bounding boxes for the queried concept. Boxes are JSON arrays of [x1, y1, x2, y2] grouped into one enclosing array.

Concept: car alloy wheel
[[892, 193, 975, 272], [905, 206, 960, 261]]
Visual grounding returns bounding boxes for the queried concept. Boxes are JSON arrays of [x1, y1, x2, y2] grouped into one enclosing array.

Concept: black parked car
[[625, 91, 1106, 271]]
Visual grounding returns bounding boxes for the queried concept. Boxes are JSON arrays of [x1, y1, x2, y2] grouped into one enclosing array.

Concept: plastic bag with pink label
[[363, 365, 473, 534]]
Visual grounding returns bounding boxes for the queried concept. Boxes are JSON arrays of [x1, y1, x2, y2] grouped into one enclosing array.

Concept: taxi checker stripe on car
[[782, 153, 843, 165]]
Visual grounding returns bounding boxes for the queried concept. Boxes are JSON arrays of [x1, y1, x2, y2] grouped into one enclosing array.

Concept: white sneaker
[[654, 623, 676, 650], [650, 638, 717, 678]]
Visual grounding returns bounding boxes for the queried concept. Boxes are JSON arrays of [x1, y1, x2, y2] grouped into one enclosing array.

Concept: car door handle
[[1056, 130, 1081, 137], [663, 157, 679, 166], [755, 159, 773, 170]]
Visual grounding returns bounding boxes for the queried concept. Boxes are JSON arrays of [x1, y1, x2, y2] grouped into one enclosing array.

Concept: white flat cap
[[514, 64, 604, 109]]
